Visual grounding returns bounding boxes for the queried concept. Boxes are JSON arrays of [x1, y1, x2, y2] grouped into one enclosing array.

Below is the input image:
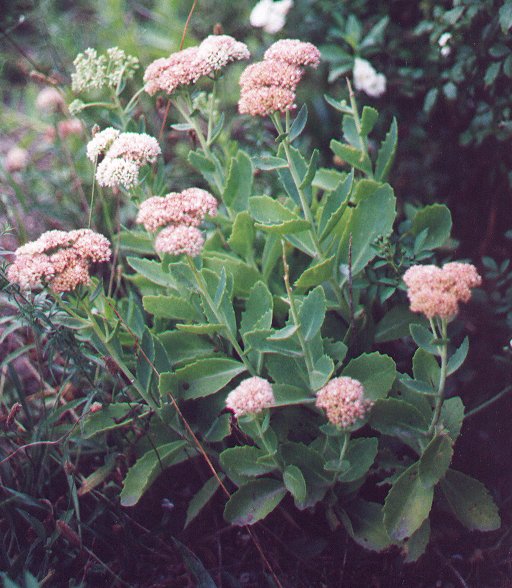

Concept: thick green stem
[[347, 79, 372, 176], [428, 319, 448, 435], [281, 243, 315, 376], [273, 114, 346, 312], [254, 417, 281, 469], [186, 257, 256, 376]]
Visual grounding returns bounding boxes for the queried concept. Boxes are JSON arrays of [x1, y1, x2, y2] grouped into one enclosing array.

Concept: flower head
[[263, 39, 321, 68], [72, 47, 139, 93], [57, 118, 84, 139], [238, 85, 296, 116], [106, 132, 161, 165], [5, 147, 29, 173], [136, 189, 218, 232], [154, 225, 205, 257], [353, 58, 386, 98], [7, 229, 111, 292], [250, 0, 293, 34], [225, 376, 275, 418], [316, 377, 373, 428], [144, 36, 249, 96], [95, 157, 139, 189], [36, 87, 65, 113], [403, 262, 482, 319], [86, 128, 120, 161], [239, 60, 304, 90], [196, 35, 250, 73]]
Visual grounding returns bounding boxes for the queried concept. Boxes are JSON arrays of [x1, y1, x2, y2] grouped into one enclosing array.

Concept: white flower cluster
[[353, 57, 386, 98], [71, 47, 139, 93], [250, 0, 293, 34]]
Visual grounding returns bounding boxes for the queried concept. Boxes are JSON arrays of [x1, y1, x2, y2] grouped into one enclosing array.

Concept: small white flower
[[438, 33, 452, 57], [438, 32, 452, 47], [250, 0, 293, 34], [353, 57, 386, 98]]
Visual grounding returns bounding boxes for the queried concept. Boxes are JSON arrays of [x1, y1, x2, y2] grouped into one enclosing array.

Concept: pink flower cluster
[[86, 127, 161, 189], [225, 376, 275, 418], [144, 35, 250, 96], [403, 262, 482, 319], [316, 377, 373, 428], [239, 39, 321, 117], [136, 188, 218, 257], [7, 229, 111, 292]]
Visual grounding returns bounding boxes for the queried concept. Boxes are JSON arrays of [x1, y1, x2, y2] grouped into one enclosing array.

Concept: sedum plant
[[4, 33, 500, 564]]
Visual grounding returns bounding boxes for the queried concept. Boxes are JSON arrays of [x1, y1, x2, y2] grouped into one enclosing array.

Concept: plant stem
[[254, 417, 281, 469], [347, 78, 372, 176], [272, 113, 346, 312], [464, 385, 512, 420], [428, 318, 448, 435], [331, 432, 350, 483], [281, 242, 315, 376], [186, 256, 256, 376], [207, 80, 217, 145]]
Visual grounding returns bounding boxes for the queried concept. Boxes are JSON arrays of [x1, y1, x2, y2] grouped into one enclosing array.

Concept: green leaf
[[440, 469, 500, 531], [413, 348, 440, 389], [119, 230, 154, 254], [202, 253, 261, 297], [283, 465, 307, 504], [120, 441, 189, 507], [223, 150, 253, 213], [370, 398, 429, 445], [159, 331, 215, 365], [299, 149, 319, 189], [313, 168, 346, 191], [500, 1, 512, 33], [228, 211, 255, 260], [404, 519, 430, 563], [143, 295, 198, 321], [185, 476, 224, 528], [318, 171, 353, 238], [410, 324, 439, 355], [309, 355, 335, 390], [175, 323, 225, 334], [249, 195, 310, 234], [337, 184, 396, 275], [277, 144, 311, 205], [338, 437, 378, 483], [82, 403, 148, 438], [375, 117, 397, 181], [127, 256, 175, 288], [289, 104, 308, 142], [160, 358, 246, 400], [172, 539, 217, 588], [375, 306, 426, 343], [411, 204, 452, 250], [447, 337, 469, 375], [188, 151, 217, 188], [343, 352, 396, 400], [360, 106, 379, 136], [330, 140, 372, 175], [419, 433, 453, 488], [220, 446, 276, 483], [339, 500, 392, 552], [440, 397, 464, 442], [294, 256, 336, 289], [383, 462, 434, 541], [241, 281, 273, 337], [252, 155, 288, 170], [224, 479, 287, 525], [244, 329, 303, 357], [204, 413, 231, 442], [298, 286, 326, 341]]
